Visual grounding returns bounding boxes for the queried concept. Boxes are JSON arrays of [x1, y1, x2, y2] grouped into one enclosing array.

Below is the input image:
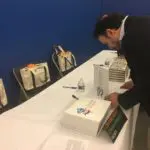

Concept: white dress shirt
[[119, 16, 129, 41]]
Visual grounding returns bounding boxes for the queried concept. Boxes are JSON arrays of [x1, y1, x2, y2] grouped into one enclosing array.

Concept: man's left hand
[[105, 92, 119, 108]]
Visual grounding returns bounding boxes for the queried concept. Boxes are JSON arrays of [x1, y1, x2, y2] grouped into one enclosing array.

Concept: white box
[[93, 64, 109, 98], [61, 98, 111, 137]]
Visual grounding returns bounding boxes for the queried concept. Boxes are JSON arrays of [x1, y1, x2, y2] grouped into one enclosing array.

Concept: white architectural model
[[93, 64, 109, 98], [61, 98, 111, 136], [94, 57, 129, 95]]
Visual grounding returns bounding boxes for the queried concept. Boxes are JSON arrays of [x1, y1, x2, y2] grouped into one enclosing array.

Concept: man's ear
[[106, 29, 114, 38]]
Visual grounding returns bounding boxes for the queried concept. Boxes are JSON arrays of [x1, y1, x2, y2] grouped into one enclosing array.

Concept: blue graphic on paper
[[77, 108, 91, 115]]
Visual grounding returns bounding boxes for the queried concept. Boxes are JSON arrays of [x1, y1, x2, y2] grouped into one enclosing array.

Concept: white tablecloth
[[0, 50, 140, 150]]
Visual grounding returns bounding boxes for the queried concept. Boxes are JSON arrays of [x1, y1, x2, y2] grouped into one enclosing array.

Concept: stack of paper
[[109, 57, 129, 82], [40, 134, 89, 150]]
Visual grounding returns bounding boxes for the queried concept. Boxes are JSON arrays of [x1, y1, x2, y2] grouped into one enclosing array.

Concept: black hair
[[94, 13, 125, 38]]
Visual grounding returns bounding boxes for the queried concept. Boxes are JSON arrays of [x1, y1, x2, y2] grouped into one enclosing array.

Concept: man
[[94, 13, 150, 116]]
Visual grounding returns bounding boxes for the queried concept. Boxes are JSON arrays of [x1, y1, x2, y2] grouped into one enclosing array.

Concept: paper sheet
[[40, 134, 89, 150]]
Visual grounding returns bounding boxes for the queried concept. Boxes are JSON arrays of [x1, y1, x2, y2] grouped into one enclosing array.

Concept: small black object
[[100, 64, 104, 66], [63, 86, 77, 89], [72, 95, 79, 100]]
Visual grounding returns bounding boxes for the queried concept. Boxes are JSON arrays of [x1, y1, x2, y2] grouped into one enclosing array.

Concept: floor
[[134, 108, 150, 150]]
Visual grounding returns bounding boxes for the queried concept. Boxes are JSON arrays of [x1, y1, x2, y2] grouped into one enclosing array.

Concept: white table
[[0, 50, 140, 150]]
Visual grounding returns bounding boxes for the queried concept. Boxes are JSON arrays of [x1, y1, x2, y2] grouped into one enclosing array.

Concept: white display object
[[61, 98, 111, 137], [93, 64, 109, 99]]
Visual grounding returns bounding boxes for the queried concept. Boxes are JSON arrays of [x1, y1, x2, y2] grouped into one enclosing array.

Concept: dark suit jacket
[[118, 16, 150, 116]]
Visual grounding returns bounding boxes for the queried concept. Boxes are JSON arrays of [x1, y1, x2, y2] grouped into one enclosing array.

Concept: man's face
[[98, 29, 120, 50]]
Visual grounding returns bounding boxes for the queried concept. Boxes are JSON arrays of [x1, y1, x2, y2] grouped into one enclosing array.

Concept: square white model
[[93, 64, 109, 98], [61, 98, 111, 137]]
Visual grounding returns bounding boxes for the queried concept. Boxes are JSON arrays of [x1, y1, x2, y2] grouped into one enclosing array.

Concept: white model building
[[61, 98, 111, 136], [93, 64, 109, 98]]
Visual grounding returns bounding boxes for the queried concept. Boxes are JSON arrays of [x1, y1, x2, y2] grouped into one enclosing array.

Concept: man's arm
[[118, 75, 149, 110], [118, 86, 139, 109]]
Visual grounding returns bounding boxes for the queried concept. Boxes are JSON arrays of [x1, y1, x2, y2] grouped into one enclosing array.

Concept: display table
[[0, 50, 140, 150]]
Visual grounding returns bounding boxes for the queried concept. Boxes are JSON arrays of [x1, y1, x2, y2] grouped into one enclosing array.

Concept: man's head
[[94, 13, 125, 50]]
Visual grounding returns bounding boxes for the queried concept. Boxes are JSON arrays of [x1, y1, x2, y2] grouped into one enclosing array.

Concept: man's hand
[[120, 80, 134, 90], [105, 92, 119, 108]]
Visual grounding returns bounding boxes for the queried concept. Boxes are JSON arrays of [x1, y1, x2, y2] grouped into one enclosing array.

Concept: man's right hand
[[120, 80, 134, 90]]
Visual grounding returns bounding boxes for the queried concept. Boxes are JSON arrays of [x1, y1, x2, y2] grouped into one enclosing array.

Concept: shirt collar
[[119, 16, 129, 41]]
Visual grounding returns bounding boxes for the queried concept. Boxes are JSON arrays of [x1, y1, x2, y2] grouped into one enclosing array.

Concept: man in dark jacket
[[94, 13, 150, 116]]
